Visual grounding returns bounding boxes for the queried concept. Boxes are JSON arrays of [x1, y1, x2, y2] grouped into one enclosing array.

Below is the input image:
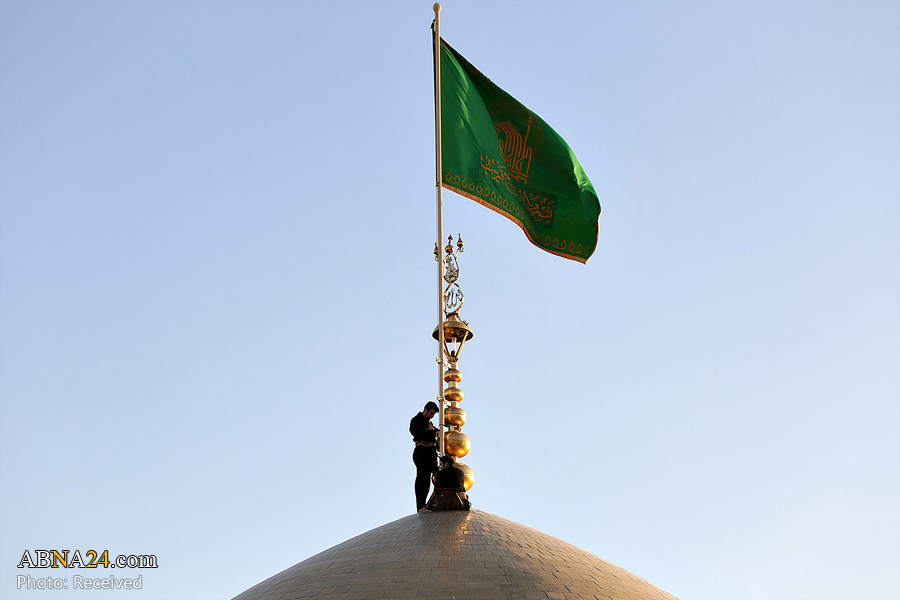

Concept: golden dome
[[231, 510, 678, 600]]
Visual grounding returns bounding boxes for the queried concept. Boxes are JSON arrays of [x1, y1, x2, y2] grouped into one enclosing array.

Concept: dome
[[231, 510, 677, 600]]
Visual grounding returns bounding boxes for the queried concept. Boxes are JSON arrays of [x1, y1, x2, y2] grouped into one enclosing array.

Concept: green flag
[[438, 37, 601, 263]]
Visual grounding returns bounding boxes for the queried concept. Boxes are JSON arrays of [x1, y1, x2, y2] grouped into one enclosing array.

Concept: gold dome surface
[[231, 510, 678, 600]]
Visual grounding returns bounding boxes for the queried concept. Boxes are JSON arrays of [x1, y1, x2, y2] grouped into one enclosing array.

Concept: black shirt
[[409, 412, 437, 444], [434, 465, 466, 491]]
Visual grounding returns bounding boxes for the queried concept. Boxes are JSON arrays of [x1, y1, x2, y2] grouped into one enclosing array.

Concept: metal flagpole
[[433, 2, 446, 456]]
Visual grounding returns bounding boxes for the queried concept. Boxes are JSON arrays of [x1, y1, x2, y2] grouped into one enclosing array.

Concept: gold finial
[[433, 3, 441, 14], [432, 234, 475, 490]]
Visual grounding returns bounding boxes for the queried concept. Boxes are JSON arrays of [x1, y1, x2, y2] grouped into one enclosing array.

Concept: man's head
[[423, 401, 439, 419], [439, 454, 455, 469]]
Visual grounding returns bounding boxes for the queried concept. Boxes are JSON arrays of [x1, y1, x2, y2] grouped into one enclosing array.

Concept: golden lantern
[[432, 311, 473, 361]]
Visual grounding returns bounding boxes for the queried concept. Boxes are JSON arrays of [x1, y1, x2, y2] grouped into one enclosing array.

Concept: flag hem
[[442, 183, 595, 264]]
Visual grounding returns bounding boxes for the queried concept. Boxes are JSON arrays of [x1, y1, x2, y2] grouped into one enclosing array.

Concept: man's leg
[[413, 447, 436, 510], [415, 467, 430, 510]]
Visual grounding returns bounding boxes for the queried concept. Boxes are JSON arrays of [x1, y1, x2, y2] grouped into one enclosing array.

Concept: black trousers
[[412, 445, 437, 510]]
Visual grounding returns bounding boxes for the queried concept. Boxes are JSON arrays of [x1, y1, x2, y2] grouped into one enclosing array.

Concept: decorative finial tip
[[433, 3, 441, 13]]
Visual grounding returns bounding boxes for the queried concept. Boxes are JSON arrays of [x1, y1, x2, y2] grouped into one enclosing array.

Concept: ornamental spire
[[432, 234, 474, 491]]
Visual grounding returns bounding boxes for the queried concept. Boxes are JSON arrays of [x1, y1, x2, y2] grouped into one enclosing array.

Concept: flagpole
[[433, 2, 446, 457]]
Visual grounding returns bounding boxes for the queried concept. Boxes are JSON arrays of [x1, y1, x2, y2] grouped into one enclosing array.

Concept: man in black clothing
[[434, 454, 470, 510], [410, 401, 440, 511], [434, 454, 466, 492]]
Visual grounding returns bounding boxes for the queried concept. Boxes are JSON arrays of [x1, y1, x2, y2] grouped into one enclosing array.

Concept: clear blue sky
[[1, 1, 898, 599]]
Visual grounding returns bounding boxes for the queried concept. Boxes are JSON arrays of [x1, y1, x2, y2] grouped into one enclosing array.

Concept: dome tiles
[[232, 509, 678, 600]]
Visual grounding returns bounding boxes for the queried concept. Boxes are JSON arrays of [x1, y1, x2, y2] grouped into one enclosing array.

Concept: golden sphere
[[443, 385, 464, 403], [443, 405, 466, 428], [444, 431, 471, 458], [444, 368, 463, 383], [456, 462, 475, 491]]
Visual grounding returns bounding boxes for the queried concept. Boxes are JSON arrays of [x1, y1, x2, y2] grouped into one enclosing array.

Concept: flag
[[438, 37, 601, 263]]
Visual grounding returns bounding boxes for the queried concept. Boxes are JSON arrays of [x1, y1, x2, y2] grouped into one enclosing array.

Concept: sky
[[0, 1, 898, 599]]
